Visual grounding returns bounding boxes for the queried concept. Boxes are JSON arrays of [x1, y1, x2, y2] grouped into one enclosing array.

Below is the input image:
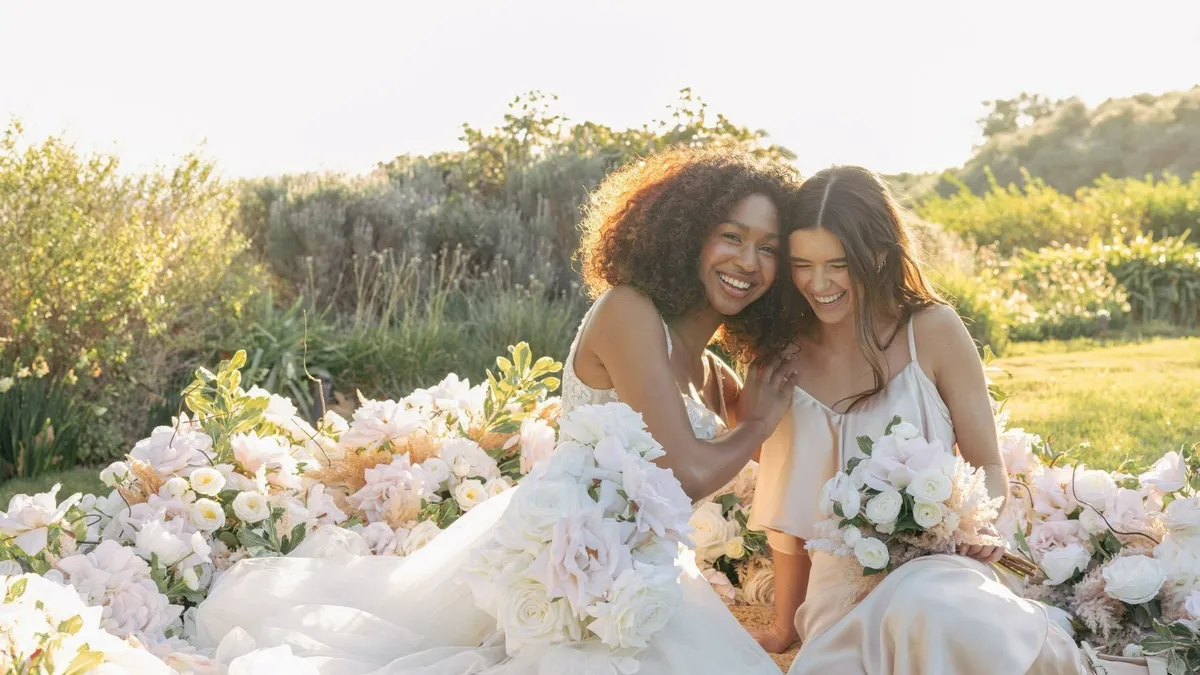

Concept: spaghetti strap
[[907, 318, 918, 364], [661, 318, 673, 357]]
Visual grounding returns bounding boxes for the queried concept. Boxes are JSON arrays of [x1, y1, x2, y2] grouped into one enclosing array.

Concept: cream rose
[[188, 468, 226, 497], [100, 461, 131, 488], [232, 491, 270, 524], [889, 421, 920, 440], [1101, 555, 1166, 605], [191, 498, 226, 531], [842, 526, 863, 548], [854, 537, 890, 570], [1139, 452, 1187, 495], [688, 502, 738, 563], [401, 520, 442, 556], [741, 566, 775, 606], [865, 490, 903, 525], [1040, 543, 1092, 585], [499, 575, 583, 649], [723, 536, 747, 560], [912, 500, 946, 528], [454, 479, 488, 512]]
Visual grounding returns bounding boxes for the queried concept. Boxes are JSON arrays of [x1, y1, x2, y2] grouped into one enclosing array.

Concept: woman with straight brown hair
[[742, 166, 1165, 675]]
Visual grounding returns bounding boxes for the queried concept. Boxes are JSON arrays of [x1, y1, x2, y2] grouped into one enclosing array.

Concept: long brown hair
[[791, 165, 944, 410]]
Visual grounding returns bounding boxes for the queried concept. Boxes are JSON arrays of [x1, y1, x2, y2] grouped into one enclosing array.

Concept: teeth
[[719, 273, 751, 291], [815, 292, 845, 305]]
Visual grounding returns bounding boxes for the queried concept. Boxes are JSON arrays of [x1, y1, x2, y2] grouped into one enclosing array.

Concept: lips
[[719, 273, 751, 291]]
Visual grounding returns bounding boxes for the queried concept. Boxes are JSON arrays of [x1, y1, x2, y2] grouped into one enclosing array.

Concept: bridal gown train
[[194, 305, 781, 675]]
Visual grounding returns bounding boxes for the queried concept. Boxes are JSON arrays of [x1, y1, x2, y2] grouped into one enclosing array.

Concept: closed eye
[[723, 233, 742, 243]]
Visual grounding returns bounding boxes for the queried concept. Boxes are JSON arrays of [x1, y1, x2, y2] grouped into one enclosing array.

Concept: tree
[[976, 93, 1066, 140]]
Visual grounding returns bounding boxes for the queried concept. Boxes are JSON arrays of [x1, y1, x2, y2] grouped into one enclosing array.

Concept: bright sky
[[3, 0, 1199, 179]]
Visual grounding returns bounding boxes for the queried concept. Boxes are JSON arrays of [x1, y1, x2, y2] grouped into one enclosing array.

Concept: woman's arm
[[580, 287, 795, 500], [752, 534, 809, 652], [916, 305, 1009, 561]]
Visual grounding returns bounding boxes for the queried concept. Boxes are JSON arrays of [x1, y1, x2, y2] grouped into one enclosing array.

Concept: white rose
[[889, 421, 920, 440], [723, 536, 747, 560], [165, 477, 191, 500], [191, 498, 226, 531], [865, 490, 903, 525], [1123, 644, 1144, 658], [232, 492, 270, 524], [912, 501, 945, 528], [842, 526, 863, 548], [876, 520, 896, 534], [1139, 452, 1187, 495], [419, 457, 451, 488], [1153, 535, 1200, 590], [585, 565, 681, 649], [997, 428, 1040, 477], [1040, 544, 1092, 585], [100, 461, 131, 488], [487, 477, 512, 498], [1028, 520, 1088, 561], [496, 477, 591, 554], [854, 537, 890, 570], [499, 575, 583, 650], [689, 502, 738, 563], [906, 469, 953, 503], [401, 520, 442, 556], [189, 468, 226, 497], [135, 520, 192, 566], [1101, 555, 1166, 605], [1078, 506, 1110, 536], [1070, 469, 1118, 509], [1164, 498, 1200, 536], [1185, 590, 1200, 620], [454, 479, 487, 512]]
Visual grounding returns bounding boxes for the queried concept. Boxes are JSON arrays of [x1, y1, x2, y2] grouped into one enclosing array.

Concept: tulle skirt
[[194, 487, 780, 675]]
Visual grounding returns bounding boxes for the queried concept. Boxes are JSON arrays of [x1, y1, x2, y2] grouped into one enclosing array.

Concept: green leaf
[[238, 528, 275, 551], [863, 565, 888, 576], [1168, 621, 1196, 639], [5, 576, 28, 602], [1139, 634, 1175, 654], [62, 650, 106, 675], [229, 350, 248, 371], [58, 614, 85, 635], [857, 436, 874, 457], [883, 415, 902, 436], [1167, 650, 1188, 675], [715, 493, 741, 516], [496, 356, 514, 373]]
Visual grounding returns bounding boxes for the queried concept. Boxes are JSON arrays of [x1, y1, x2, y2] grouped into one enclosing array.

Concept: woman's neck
[[665, 305, 723, 363]]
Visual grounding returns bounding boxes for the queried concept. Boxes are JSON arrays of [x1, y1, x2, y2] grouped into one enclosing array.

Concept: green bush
[[0, 370, 93, 479], [1007, 245, 1131, 341], [931, 263, 1017, 356], [0, 121, 252, 373], [1104, 233, 1200, 327], [916, 170, 1200, 252]]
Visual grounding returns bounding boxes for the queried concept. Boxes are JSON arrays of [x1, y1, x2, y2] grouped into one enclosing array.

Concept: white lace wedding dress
[[193, 307, 780, 674]]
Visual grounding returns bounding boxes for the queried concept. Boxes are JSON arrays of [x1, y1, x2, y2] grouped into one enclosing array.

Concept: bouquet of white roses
[[464, 402, 694, 664], [689, 461, 772, 605], [806, 416, 1032, 593]]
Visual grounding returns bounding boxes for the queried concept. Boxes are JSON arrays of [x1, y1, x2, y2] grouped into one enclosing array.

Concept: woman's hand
[[958, 539, 1006, 564], [736, 348, 800, 432]]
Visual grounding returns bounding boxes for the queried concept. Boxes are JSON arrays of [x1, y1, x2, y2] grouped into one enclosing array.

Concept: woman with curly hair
[[195, 147, 802, 674]]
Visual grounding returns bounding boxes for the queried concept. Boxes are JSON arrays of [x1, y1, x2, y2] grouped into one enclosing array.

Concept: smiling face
[[697, 193, 781, 316], [788, 226, 856, 326]]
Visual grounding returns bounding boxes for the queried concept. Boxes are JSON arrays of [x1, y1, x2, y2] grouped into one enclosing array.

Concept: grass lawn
[[996, 336, 1200, 468], [0, 466, 105, 506]]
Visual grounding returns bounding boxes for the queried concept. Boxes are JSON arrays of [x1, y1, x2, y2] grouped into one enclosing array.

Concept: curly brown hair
[[576, 147, 800, 363]]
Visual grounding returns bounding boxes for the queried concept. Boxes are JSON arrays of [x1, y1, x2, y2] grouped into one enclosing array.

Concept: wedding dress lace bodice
[[560, 299, 725, 441]]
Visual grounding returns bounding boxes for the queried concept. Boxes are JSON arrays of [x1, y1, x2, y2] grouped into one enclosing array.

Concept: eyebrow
[[790, 256, 848, 264], [722, 219, 780, 240]]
